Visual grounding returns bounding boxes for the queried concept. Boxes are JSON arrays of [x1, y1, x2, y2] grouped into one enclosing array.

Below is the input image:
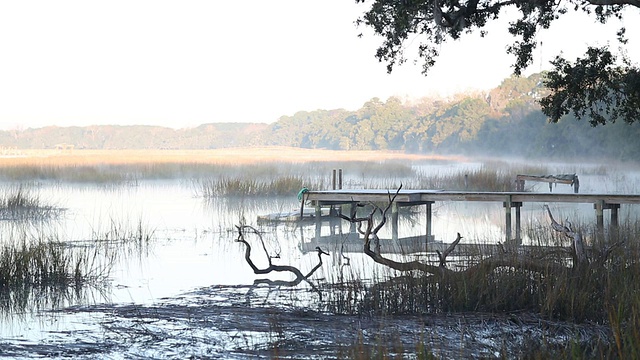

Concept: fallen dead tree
[[235, 224, 328, 288], [336, 186, 576, 281], [229, 189, 640, 357], [543, 204, 623, 269], [327, 187, 640, 326]]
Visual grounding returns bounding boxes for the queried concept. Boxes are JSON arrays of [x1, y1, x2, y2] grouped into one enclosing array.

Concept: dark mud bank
[[0, 285, 609, 359]]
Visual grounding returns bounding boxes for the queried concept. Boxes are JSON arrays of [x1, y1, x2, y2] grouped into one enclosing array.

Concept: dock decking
[[303, 189, 640, 243]]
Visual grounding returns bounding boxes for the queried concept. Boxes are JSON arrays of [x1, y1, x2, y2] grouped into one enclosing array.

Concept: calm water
[[0, 160, 639, 357]]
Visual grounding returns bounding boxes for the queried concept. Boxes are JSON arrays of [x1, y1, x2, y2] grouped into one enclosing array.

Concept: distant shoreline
[[0, 147, 468, 166]]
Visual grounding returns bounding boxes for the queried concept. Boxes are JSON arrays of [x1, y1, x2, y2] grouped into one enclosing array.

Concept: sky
[[0, 1, 638, 130]]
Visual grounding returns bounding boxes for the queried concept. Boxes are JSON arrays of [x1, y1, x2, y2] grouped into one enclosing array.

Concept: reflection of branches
[[235, 225, 328, 290], [339, 243, 351, 267]]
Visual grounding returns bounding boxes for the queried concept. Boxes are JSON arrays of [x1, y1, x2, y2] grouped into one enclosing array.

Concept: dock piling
[[392, 202, 399, 241], [504, 197, 512, 243]]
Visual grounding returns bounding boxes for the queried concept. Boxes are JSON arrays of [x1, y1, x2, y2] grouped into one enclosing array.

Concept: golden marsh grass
[[0, 148, 468, 184], [0, 148, 466, 166]]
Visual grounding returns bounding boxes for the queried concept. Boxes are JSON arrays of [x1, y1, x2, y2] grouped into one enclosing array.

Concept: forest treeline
[[2, 73, 639, 160]]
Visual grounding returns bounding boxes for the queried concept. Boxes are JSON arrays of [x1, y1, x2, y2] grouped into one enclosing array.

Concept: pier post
[[349, 202, 357, 234], [392, 202, 399, 241], [608, 203, 620, 240], [315, 203, 322, 240], [338, 169, 343, 190], [425, 202, 433, 251], [514, 202, 522, 245], [610, 204, 619, 227], [595, 200, 604, 244], [332, 169, 337, 190], [504, 196, 512, 243]]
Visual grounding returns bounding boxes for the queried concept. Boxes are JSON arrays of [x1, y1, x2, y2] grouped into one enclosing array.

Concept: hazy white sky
[[0, 1, 638, 130]]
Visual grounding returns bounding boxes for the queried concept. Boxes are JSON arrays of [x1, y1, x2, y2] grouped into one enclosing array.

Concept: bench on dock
[[516, 174, 579, 193]]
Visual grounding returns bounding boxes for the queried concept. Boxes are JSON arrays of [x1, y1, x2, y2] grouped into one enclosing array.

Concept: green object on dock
[[297, 187, 309, 201]]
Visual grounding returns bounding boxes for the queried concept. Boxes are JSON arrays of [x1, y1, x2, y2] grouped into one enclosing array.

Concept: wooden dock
[[302, 189, 640, 243]]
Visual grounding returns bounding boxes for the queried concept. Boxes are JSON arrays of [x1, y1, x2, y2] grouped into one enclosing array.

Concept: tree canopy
[[355, 0, 640, 125]]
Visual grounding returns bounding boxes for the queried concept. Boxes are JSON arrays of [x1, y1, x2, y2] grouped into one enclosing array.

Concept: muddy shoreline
[[0, 285, 610, 359]]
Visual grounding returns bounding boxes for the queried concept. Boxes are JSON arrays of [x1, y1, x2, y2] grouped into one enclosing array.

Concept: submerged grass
[[199, 175, 327, 197], [197, 161, 539, 197], [411, 166, 518, 191], [0, 239, 97, 290]]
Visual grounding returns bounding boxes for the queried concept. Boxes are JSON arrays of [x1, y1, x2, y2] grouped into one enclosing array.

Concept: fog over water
[[0, 158, 639, 357]]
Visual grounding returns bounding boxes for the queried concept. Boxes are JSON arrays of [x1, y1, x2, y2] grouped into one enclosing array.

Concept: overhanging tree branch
[[541, 47, 640, 125], [355, 0, 638, 124]]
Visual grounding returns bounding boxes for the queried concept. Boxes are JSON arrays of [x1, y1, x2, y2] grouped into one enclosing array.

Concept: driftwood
[[237, 188, 620, 295], [235, 225, 328, 287], [543, 205, 625, 267], [437, 233, 462, 268], [543, 205, 587, 265], [337, 186, 566, 280]]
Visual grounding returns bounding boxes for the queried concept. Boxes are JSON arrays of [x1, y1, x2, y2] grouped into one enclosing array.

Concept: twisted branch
[[337, 187, 569, 280], [235, 225, 328, 287], [543, 205, 587, 265]]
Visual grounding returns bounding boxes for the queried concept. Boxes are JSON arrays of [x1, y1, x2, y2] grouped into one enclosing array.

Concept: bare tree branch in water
[[543, 205, 624, 267], [543, 204, 587, 266], [437, 233, 462, 268], [235, 225, 328, 288], [337, 187, 577, 281]]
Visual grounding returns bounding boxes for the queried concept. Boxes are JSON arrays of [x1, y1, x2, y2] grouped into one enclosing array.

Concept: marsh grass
[[0, 185, 62, 221], [0, 149, 456, 183], [197, 161, 534, 197], [199, 175, 327, 197], [0, 149, 547, 195], [0, 216, 155, 315], [410, 166, 521, 191], [321, 221, 640, 358], [89, 218, 155, 260], [0, 236, 109, 314]]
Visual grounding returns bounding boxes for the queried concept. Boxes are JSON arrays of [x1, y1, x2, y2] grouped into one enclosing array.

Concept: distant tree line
[[1, 73, 639, 161], [265, 74, 640, 160]]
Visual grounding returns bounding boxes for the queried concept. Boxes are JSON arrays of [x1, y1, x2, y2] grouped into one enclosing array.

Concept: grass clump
[[0, 236, 109, 314], [411, 166, 520, 191], [0, 218, 153, 315], [0, 185, 61, 221], [199, 175, 327, 197], [0, 240, 86, 289]]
